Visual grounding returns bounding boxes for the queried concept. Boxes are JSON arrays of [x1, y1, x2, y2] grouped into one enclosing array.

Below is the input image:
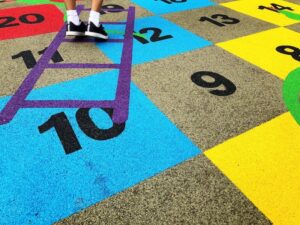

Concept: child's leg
[[85, 0, 108, 39], [65, 0, 86, 36], [89, 0, 104, 27], [64, 0, 76, 11], [91, 0, 104, 12], [64, 0, 80, 25]]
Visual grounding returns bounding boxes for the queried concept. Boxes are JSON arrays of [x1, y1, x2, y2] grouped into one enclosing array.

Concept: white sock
[[89, 10, 100, 27], [67, 10, 80, 26]]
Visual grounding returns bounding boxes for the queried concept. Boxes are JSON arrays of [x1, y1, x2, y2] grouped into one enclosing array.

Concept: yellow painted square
[[205, 112, 300, 225], [217, 27, 300, 80], [221, 0, 300, 26]]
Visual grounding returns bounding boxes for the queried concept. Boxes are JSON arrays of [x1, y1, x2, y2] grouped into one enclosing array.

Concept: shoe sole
[[85, 31, 108, 40], [66, 31, 86, 36]]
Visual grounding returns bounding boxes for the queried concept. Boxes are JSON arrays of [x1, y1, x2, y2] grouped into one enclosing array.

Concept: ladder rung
[[63, 38, 124, 43], [102, 22, 127, 25], [23, 100, 115, 108], [81, 8, 128, 12], [46, 63, 120, 69]]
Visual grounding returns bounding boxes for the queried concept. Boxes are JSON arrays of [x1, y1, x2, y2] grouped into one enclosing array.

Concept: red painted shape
[[0, 4, 64, 41]]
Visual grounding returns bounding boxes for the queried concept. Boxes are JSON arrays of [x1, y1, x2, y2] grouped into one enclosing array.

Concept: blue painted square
[[131, 0, 215, 14], [0, 70, 200, 225], [104, 24, 126, 40], [98, 16, 212, 65]]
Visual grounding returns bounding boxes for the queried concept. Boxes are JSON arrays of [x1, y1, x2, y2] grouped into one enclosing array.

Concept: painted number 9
[[191, 71, 236, 96]]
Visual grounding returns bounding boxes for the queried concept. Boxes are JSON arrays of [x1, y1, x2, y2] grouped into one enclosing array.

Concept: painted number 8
[[191, 71, 236, 96], [276, 45, 300, 61]]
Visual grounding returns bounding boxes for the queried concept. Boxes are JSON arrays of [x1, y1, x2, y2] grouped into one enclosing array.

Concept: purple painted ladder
[[0, 5, 135, 125]]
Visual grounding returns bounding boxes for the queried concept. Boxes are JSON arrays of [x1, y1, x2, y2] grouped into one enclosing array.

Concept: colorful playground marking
[[0, 70, 200, 225], [222, 0, 300, 26], [97, 15, 212, 65], [132, 0, 215, 15], [0, 5, 64, 40], [280, 10, 300, 21], [0, 0, 299, 224], [283, 67, 300, 125], [217, 27, 300, 79], [0, 5, 134, 125], [205, 112, 300, 225]]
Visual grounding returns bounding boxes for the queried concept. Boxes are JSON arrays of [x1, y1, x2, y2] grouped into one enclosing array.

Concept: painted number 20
[[0, 13, 44, 28]]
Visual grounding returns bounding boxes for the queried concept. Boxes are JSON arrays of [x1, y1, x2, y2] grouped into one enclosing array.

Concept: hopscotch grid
[[0, 5, 135, 125]]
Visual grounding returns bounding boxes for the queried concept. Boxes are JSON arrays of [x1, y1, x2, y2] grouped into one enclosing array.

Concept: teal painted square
[[0, 70, 200, 225], [97, 16, 212, 65], [131, 0, 215, 15]]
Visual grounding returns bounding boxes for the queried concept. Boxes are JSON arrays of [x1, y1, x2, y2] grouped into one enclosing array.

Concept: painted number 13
[[199, 14, 240, 27]]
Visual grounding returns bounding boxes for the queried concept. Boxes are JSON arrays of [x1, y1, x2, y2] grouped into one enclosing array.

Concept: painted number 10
[[39, 108, 125, 154]]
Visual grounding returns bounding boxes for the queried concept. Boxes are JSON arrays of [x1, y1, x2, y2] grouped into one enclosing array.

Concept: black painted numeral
[[19, 13, 44, 24], [0, 16, 18, 28], [11, 50, 37, 69], [100, 4, 124, 15], [0, 13, 44, 28], [38, 112, 82, 154], [199, 14, 240, 27], [38, 47, 64, 63], [134, 27, 173, 44], [39, 108, 125, 154], [12, 48, 64, 69], [276, 45, 300, 61], [76, 108, 125, 140], [258, 3, 293, 13], [191, 71, 236, 96]]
